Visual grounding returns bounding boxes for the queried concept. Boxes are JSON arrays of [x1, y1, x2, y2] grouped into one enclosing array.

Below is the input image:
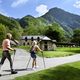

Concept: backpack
[[29, 46, 33, 53]]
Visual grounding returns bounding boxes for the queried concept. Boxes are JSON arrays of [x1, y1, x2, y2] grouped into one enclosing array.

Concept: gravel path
[[0, 49, 80, 80]]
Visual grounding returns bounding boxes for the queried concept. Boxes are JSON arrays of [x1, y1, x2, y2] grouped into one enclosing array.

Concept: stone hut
[[20, 35, 56, 51]]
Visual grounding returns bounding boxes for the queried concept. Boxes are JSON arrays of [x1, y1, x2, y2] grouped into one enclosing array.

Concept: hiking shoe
[[35, 66, 39, 68], [11, 71, 17, 74], [32, 67, 36, 70]]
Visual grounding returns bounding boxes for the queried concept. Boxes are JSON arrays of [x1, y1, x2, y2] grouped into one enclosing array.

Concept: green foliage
[[20, 15, 48, 35], [20, 15, 48, 28], [24, 26, 46, 35], [71, 28, 80, 45], [45, 22, 65, 42], [0, 14, 20, 29], [11, 28, 23, 40], [0, 24, 6, 45], [0, 48, 2, 57], [0, 14, 23, 41]]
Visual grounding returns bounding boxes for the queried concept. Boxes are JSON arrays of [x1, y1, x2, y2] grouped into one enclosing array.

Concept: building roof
[[42, 36, 51, 40], [21, 35, 52, 41], [21, 35, 42, 39]]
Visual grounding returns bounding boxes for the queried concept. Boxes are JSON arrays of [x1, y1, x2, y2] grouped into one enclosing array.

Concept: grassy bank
[[14, 61, 80, 80], [17, 46, 80, 58], [38, 47, 80, 58], [38, 51, 74, 57]]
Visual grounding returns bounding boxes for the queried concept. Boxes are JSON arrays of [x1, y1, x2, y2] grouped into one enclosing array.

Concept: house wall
[[40, 41, 56, 51], [21, 39, 34, 46], [20, 39, 57, 51]]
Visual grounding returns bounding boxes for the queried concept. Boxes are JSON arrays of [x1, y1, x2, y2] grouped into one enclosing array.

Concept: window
[[45, 41, 47, 44], [25, 37, 27, 41], [37, 37, 40, 41], [31, 37, 34, 41], [27, 42, 29, 45]]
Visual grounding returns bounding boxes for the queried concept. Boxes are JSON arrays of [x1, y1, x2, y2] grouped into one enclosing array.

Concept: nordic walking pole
[[42, 52, 46, 68], [12, 49, 16, 64], [26, 56, 31, 69]]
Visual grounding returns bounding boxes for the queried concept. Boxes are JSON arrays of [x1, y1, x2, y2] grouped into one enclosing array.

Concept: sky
[[0, 0, 80, 18]]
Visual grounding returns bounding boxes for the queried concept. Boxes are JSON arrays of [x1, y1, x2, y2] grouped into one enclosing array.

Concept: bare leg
[[32, 58, 36, 68], [34, 59, 36, 67]]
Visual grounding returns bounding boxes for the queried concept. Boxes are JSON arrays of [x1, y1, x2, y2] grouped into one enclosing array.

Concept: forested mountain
[[42, 7, 80, 29], [19, 15, 48, 28], [19, 7, 80, 37], [0, 14, 23, 42], [0, 14, 21, 29], [0, 7, 80, 43], [42, 7, 80, 37]]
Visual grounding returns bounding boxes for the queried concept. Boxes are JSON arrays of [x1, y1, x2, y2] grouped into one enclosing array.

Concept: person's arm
[[36, 45, 43, 53], [7, 47, 15, 51], [11, 38, 19, 45]]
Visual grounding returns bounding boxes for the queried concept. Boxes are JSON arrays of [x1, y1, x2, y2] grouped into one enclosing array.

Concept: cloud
[[11, 0, 28, 8], [73, 0, 80, 8], [36, 4, 48, 16], [0, 9, 9, 16], [0, 0, 8, 16]]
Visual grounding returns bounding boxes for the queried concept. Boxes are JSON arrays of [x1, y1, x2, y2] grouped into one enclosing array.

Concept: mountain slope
[[19, 15, 49, 28], [0, 14, 21, 30], [42, 7, 80, 29]]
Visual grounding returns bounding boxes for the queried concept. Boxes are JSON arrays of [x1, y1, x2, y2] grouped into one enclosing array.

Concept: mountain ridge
[[0, 7, 80, 39]]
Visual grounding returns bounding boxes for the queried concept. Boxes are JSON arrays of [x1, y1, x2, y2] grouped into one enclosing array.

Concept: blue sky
[[0, 0, 80, 18]]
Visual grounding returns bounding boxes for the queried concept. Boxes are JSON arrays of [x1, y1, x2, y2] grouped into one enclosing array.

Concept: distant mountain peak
[[42, 7, 80, 28], [24, 15, 35, 18]]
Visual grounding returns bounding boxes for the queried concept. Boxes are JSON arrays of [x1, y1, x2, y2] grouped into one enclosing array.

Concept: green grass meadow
[[14, 61, 80, 80], [38, 47, 80, 58]]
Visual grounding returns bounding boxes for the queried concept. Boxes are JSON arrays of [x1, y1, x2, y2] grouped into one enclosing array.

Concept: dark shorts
[[30, 51, 36, 59]]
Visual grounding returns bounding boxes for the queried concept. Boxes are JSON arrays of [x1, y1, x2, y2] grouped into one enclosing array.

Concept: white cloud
[[11, 0, 28, 8], [0, 9, 9, 16], [36, 4, 48, 16], [73, 0, 80, 8], [0, 0, 8, 16]]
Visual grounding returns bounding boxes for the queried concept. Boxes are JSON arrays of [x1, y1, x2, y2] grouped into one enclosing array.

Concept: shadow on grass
[[16, 65, 80, 80]]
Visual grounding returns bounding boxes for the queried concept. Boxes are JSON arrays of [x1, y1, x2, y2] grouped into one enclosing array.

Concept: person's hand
[[13, 49, 16, 55], [14, 49, 16, 52]]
